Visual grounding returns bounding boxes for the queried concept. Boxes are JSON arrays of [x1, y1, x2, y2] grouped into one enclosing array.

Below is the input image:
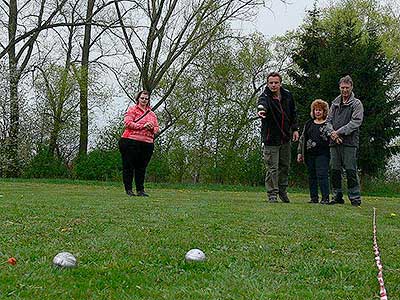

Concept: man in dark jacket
[[257, 72, 299, 203], [326, 75, 364, 206]]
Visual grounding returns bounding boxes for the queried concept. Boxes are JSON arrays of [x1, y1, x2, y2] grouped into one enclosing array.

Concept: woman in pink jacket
[[119, 90, 159, 196]]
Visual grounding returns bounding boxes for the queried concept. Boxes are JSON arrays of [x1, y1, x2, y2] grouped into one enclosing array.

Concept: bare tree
[[77, 0, 96, 157], [74, 0, 128, 156], [114, 0, 264, 110], [1, 0, 123, 165], [1, 0, 69, 176]]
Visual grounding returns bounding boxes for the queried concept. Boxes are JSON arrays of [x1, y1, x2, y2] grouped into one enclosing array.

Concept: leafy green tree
[[34, 65, 80, 157], [151, 32, 273, 184], [289, 1, 400, 176]]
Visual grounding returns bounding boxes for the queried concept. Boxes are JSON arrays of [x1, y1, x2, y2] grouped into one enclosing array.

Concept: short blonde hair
[[310, 99, 329, 119]]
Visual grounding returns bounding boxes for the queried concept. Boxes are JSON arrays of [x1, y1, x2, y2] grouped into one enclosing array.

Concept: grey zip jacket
[[326, 92, 364, 147]]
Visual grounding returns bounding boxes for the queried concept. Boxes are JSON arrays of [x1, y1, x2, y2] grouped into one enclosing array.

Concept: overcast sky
[[249, 0, 328, 37], [94, 1, 329, 137]]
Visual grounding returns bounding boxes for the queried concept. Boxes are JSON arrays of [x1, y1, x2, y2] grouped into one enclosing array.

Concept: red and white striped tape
[[373, 207, 388, 300]]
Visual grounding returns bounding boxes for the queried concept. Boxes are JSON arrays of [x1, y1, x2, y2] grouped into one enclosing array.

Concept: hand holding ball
[[257, 105, 267, 118]]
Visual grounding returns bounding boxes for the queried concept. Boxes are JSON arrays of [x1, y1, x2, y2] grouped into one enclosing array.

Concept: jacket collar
[[134, 103, 152, 112], [264, 86, 289, 98], [332, 92, 355, 106]]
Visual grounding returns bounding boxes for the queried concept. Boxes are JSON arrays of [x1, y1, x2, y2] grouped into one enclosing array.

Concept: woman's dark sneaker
[[329, 198, 344, 205], [137, 191, 149, 197], [320, 197, 330, 204], [126, 190, 135, 197]]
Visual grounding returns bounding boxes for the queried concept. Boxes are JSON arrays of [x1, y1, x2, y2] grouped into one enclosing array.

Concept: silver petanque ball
[[53, 252, 77, 268], [257, 104, 267, 112], [185, 248, 206, 262]]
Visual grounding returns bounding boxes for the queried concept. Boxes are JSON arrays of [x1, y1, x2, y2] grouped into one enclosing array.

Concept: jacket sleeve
[[325, 105, 335, 136], [257, 92, 268, 109], [336, 100, 364, 136], [290, 94, 299, 131], [124, 108, 143, 130], [297, 124, 306, 155], [152, 113, 160, 134]]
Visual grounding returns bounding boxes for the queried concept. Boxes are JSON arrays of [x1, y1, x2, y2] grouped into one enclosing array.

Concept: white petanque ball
[[185, 249, 206, 262], [53, 252, 77, 268]]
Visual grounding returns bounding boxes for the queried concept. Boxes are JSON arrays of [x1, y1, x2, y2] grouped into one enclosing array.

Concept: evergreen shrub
[[146, 150, 171, 182], [23, 147, 70, 178], [74, 149, 121, 181]]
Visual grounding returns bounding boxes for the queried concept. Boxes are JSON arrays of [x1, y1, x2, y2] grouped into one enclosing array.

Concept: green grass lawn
[[0, 181, 399, 299]]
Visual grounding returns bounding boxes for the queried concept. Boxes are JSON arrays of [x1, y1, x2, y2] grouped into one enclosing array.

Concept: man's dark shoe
[[308, 198, 319, 204], [126, 190, 135, 197], [278, 192, 290, 203], [137, 191, 149, 197], [268, 196, 278, 203], [351, 201, 361, 207]]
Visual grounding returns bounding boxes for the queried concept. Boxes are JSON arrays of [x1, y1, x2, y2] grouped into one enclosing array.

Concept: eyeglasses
[[139, 96, 149, 100]]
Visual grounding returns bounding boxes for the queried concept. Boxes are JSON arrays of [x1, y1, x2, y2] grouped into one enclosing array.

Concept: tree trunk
[[6, 0, 20, 177], [48, 107, 62, 157], [78, 0, 95, 157], [192, 96, 212, 184], [49, 26, 73, 158]]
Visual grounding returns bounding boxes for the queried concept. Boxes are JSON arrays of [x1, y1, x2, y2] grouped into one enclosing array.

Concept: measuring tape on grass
[[373, 207, 388, 300]]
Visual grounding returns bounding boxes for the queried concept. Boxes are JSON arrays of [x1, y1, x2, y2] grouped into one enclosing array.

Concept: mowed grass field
[[0, 181, 399, 300]]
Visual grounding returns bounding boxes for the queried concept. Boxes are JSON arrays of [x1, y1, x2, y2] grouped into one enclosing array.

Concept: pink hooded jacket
[[121, 104, 159, 143]]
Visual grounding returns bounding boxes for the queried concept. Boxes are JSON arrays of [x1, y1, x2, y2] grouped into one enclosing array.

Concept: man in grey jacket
[[326, 75, 364, 206]]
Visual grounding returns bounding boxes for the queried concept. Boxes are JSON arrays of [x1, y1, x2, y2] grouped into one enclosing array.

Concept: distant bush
[[361, 174, 400, 198], [385, 153, 400, 181], [146, 149, 171, 182], [23, 147, 70, 178], [74, 150, 121, 181]]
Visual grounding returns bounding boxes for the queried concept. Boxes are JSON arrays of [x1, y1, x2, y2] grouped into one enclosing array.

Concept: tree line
[[0, 0, 264, 177], [1, 0, 399, 185]]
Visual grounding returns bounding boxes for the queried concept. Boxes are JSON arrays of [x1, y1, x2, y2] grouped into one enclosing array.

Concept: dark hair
[[310, 99, 329, 119], [339, 75, 353, 86], [135, 90, 150, 106], [267, 72, 282, 83]]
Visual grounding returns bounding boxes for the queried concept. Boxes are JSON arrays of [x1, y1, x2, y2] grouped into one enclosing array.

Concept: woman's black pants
[[119, 138, 154, 193]]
